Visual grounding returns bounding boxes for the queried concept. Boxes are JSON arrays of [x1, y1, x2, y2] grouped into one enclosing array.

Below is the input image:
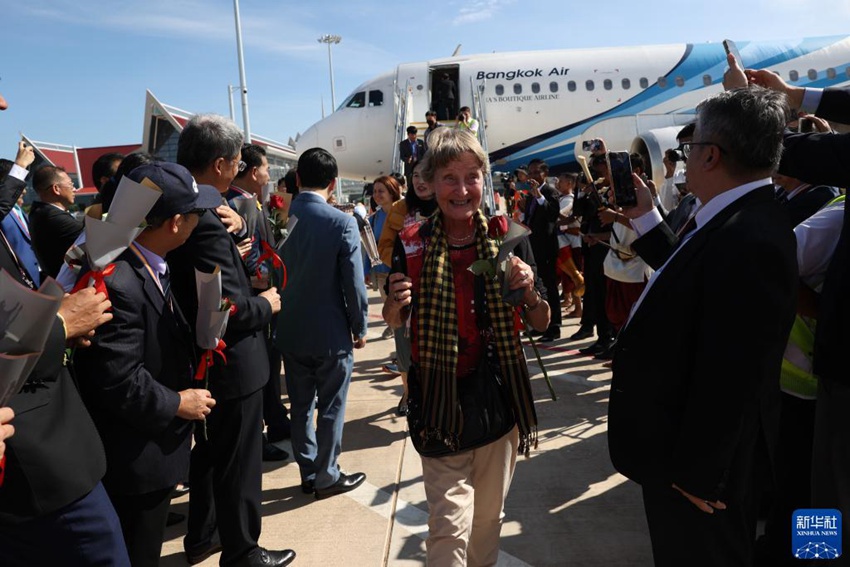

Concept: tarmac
[[160, 290, 654, 566]]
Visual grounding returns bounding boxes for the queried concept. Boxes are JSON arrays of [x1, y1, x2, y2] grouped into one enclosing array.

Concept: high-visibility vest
[[780, 193, 845, 399]]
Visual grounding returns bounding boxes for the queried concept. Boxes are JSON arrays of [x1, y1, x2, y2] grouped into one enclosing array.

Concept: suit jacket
[[0, 175, 106, 524], [779, 87, 850, 386], [28, 201, 83, 278], [399, 139, 426, 175], [783, 185, 839, 227], [167, 204, 272, 400], [608, 185, 797, 502], [1, 207, 41, 287], [276, 191, 368, 357], [524, 183, 561, 269], [73, 248, 195, 495]]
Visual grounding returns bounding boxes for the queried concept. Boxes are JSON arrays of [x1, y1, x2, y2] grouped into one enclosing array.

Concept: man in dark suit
[[433, 72, 457, 121], [525, 158, 562, 341], [773, 172, 838, 227], [28, 165, 84, 278], [168, 114, 293, 567], [276, 148, 369, 500], [608, 87, 798, 566], [74, 162, 220, 566], [399, 126, 425, 190], [228, 143, 292, 460], [0, 138, 126, 564]]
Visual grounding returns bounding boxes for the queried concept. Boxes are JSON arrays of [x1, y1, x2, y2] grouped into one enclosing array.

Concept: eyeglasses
[[680, 142, 725, 159]]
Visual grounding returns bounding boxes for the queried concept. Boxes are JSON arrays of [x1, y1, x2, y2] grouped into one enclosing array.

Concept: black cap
[[127, 162, 221, 220]]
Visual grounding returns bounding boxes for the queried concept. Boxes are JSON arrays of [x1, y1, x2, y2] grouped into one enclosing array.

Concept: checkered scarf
[[417, 210, 538, 455]]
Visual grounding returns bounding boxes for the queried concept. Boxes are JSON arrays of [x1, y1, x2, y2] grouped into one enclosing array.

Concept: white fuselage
[[297, 35, 850, 185]]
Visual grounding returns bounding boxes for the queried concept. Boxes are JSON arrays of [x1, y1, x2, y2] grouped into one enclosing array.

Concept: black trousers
[[537, 257, 562, 331], [643, 483, 753, 567], [579, 242, 613, 339], [109, 486, 173, 567], [263, 328, 290, 439], [186, 388, 264, 565]]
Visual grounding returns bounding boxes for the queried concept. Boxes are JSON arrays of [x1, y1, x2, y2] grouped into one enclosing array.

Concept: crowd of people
[[0, 51, 848, 567]]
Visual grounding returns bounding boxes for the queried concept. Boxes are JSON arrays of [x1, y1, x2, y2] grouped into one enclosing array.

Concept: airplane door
[[430, 65, 460, 121]]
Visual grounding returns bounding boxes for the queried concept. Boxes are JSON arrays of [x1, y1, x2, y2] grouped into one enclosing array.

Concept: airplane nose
[[296, 125, 320, 155]]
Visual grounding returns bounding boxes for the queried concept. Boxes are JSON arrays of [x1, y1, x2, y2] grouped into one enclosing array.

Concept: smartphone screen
[[606, 151, 637, 208], [798, 118, 814, 133], [723, 39, 743, 69]]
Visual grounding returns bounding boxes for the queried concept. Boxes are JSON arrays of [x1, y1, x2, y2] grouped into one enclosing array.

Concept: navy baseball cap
[[127, 162, 221, 221]]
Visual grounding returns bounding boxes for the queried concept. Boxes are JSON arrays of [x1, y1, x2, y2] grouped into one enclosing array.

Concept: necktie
[[160, 268, 172, 309], [676, 214, 697, 241]]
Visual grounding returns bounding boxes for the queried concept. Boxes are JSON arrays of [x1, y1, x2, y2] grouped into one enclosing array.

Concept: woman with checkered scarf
[[383, 130, 550, 566]]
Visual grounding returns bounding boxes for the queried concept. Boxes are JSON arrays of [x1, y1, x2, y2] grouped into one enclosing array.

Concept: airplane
[[296, 35, 850, 192]]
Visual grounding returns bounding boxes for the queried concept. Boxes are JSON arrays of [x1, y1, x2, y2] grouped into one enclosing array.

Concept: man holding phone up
[[607, 87, 797, 566], [525, 158, 562, 341]]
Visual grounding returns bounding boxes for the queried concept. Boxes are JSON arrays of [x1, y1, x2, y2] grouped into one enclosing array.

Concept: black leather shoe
[[315, 472, 366, 500], [262, 442, 289, 462], [569, 327, 594, 341], [593, 342, 616, 360], [235, 547, 296, 567], [301, 480, 315, 494], [538, 329, 561, 343], [579, 341, 609, 356], [185, 542, 223, 565], [527, 329, 545, 338]]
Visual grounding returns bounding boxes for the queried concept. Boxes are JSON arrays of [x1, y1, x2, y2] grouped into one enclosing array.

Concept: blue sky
[[1, 0, 849, 155]]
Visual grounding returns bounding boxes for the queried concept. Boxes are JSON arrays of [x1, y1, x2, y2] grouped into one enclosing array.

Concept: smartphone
[[582, 139, 601, 152], [723, 39, 743, 69], [606, 151, 637, 208], [798, 117, 814, 133]]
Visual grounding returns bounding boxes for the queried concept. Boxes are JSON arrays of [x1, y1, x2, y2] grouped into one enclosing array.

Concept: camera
[[582, 139, 602, 152], [666, 148, 685, 163]]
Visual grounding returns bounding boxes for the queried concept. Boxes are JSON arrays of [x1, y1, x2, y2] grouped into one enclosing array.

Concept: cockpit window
[[346, 91, 366, 108], [368, 90, 384, 107]]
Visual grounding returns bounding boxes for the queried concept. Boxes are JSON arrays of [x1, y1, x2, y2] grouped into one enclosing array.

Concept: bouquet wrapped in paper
[[0, 272, 65, 406], [194, 266, 230, 381], [74, 175, 161, 293]]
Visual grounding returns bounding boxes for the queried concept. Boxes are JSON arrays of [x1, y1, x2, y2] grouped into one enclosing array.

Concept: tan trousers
[[421, 427, 519, 567]]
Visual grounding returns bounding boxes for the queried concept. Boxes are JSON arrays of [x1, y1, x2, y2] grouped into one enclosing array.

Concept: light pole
[[317, 34, 341, 112], [233, 0, 251, 142], [227, 84, 240, 121]]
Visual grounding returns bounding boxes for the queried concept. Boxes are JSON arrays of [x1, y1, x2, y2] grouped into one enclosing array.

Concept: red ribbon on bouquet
[[0, 455, 6, 487], [256, 240, 287, 290], [71, 263, 117, 298], [194, 339, 228, 381]]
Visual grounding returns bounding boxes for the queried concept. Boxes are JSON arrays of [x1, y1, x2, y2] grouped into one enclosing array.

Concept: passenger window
[[603, 79, 612, 90], [346, 92, 366, 108], [368, 90, 383, 107], [702, 74, 712, 87], [621, 78, 631, 90], [808, 69, 818, 80], [675, 76, 685, 87], [586, 80, 595, 91], [567, 81, 577, 92], [639, 77, 649, 88], [549, 81, 559, 93], [531, 82, 540, 94], [827, 68, 836, 79], [513, 83, 522, 94], [657, 77, 668, 88], [495, 84, 504, 95], [789, 70, 799, 81]]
